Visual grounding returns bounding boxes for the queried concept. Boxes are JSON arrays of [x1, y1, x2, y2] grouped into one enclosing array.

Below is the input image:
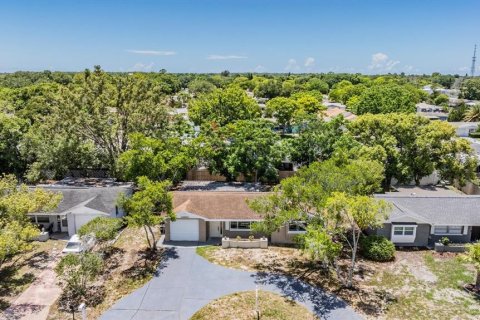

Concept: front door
[[209, 221, 222, 238]]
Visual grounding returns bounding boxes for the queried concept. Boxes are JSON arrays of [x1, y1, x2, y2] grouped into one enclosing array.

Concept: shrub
[[78, 217, 123, 243], [360, 235, 395, 262], [440, 237, 451, 246]]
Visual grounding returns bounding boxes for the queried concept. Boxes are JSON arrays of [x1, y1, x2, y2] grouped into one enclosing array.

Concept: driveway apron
[[101, 245, 362, 320]]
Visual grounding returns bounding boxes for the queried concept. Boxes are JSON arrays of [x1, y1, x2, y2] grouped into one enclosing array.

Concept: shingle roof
[[375, 195, 480, 225], [32, 186, 131, 215], [172, 191, 269, 220]]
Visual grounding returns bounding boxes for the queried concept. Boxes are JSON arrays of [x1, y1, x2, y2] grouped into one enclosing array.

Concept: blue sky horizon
[[0, 0, 479, 74]]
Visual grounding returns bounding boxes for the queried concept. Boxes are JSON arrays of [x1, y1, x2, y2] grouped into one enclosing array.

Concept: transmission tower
[[471, 44, 477, 77]]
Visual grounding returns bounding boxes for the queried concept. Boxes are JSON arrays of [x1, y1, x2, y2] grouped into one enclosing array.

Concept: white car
[[62, 234, 95, 254]]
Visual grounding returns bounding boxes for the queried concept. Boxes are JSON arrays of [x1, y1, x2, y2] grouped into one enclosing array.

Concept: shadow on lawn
[[252, 257, 391, 318], [0, 267, 36, 310], [252, 271, 352, 318]]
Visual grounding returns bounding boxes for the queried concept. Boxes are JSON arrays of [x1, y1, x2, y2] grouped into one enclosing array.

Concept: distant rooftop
[[175, 180, 271, 192], [37, 177, 132, 189], [382, 185, 465, 197]]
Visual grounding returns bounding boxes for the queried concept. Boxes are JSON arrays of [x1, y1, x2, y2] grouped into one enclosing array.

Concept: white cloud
[[254, 65, 266, 73], [126, 50, 176, 56], [304, 57, 315, 67], [129, 62, 155, 72], [285, 58, 300, 72], [368, 52, 400, 71], [207, 55, 247, 60]]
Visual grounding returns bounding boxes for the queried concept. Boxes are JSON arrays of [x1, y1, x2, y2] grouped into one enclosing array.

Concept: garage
[[170, 219, 199, 241]]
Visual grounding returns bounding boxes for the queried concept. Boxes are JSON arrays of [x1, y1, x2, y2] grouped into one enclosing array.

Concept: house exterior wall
[[376, 223, 431, 247], [271, 225, 300, 244], [429, 226, 472, 245], [221, 222, 264, 239]]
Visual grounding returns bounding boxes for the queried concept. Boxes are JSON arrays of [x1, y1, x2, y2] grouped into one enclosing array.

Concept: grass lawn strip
[[190, 290, 318, 320]]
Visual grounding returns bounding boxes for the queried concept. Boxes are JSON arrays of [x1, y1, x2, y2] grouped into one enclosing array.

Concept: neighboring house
[[416, 102, 448, 121], [450, 122, 480, 137], [372, 187, 480, 247], [29, 178, 132, 236], [165, 182, 302, 243]]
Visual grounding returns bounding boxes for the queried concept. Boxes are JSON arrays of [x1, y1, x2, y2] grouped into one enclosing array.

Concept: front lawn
[[47, 226, 162, 319], [190, 290, 318, 320], [197, 246, 480, 319], [0, 239, 62, 310]]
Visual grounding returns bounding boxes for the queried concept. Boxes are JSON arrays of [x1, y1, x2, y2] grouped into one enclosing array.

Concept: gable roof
[[30, 186, 131, 216], [172, 191, 268, 220], [375, 195, 480, 226]]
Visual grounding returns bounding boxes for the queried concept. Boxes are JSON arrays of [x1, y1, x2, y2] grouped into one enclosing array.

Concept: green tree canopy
[[119, 177, 174, 251], [188, 87, 260, 126], [116, 133, 197, 184], [197, 119, 287, 182], [350, 84, 418, 114]]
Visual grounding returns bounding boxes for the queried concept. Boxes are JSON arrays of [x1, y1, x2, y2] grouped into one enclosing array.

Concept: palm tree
[[464, 104, 480, 122]]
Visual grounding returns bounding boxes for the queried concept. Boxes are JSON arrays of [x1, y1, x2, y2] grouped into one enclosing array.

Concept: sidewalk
[[1, 252, 62, 320]]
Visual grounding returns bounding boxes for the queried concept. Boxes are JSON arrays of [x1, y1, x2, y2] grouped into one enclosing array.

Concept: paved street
[[101, 245, 361, 320]]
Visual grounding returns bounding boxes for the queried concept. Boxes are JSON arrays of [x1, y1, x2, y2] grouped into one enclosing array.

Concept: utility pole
[[471, 44, 477, 77]]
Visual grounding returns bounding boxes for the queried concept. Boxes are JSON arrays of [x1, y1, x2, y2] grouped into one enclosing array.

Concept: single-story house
[[29, 179, 132, 236], [373, 188, 480, 247], [165, 191, 301, 244]]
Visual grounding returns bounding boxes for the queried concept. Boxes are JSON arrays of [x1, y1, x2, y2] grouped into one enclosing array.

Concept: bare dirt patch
[[198, 246, 480, 319], [47, 226, 162, 320]]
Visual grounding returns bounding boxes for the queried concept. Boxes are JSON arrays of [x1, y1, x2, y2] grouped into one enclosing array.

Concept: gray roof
[[32, 186, 131, 215], [375, 195, 480, 225]]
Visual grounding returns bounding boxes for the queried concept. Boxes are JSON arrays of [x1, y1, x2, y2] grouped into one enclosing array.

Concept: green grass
[[196, 245, 217, 260], [424, 252, 474, 289], [190, 290, 317, 320]]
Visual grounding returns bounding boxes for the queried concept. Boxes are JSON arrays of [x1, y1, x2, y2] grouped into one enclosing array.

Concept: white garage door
[[170, 219, 199, 241]]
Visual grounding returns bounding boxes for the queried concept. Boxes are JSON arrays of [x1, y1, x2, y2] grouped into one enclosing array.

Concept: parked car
[[62, 234, 95, 254]]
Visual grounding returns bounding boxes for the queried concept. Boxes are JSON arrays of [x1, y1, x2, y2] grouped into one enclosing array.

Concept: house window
[[230, 221, 252, 231], [288, 222, 307, 233], [391, 225, 417, 243], [434, 226, 463, 235], [393, 226, 415, 236]]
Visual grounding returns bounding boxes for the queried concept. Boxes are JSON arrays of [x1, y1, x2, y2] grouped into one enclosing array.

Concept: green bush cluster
[[360, 235, 395, 262]]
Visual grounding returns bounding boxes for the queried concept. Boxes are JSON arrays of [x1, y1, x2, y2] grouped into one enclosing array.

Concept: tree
[[0, 174, 61, 269], [249, 158, 385, 235], [188, 87, 260, 126], [188, 79, 216, 96], [198, 119, 287, 182], [460, 79, 480, 100], [119, 177, 174, 251], [254, 79, 283, 99], [347, 113, 477, 188], [324, 192, 390, 287], [116, 133, 197, 184], [77, 217, 123, 252], [304, 78, 329, 94], [350, 84, 418, 114], [249, 159, 387, 288], [464, 104, 480, 122], [291, 92, 325, 116], [55, 252, 103, 314], [264, 97, 297, 132], [463, 242, 480, 289], [291, 116, 344, 165], [0, 113, 27, 175]]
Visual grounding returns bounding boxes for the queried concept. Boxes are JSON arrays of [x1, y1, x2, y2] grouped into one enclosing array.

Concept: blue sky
[[0, 0, 479, 74]]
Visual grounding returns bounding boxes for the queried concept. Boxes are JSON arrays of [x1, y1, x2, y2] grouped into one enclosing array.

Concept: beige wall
[[271, 225, 300, 244], [186, 168, 294, 182]]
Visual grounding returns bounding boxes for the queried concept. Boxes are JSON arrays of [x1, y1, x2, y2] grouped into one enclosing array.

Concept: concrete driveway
[[101, 245, 362, 320]]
